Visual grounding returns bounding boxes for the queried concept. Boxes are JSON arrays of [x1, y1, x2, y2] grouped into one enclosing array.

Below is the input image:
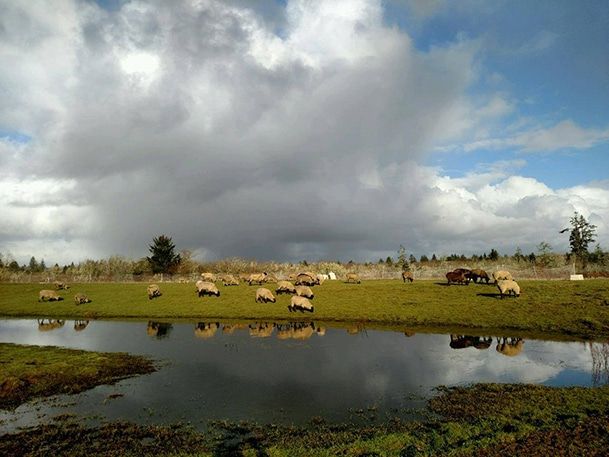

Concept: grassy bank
[[2, 280, 609, 338], [2, 383, 609, 456], [0, 343, 155, 409]]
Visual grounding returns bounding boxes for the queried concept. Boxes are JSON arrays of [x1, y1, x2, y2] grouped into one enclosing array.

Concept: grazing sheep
[[54, 281, 70, 290], [200, 272, 216, 282], [249, 322, 275, 338], [469, 269, 490, 284], [295, 272, 320, 286], [73, 293, 91, 305], [194, 322, 220, 339], [445, 271, 468, 285], [288, 295, 314, 313], [287, 273, 297, 281], [497, 279, 520, 298], [401, 271, 414, 283], [37, 319, 65, 331], [452, 268, 473, 283], [39, 289, 63, 302], [496, 337, 524, 357], [275, 280, 297, 295], [147, 284, 162, 300], [247, 272, 268, 285], [317, 273, 329, 282], [74, 320, 89, 331], [492, 270, 513, 283], [255, 287, 276, 303], [222, 274, 239, 286], [345, 273, 361, 284], [295, 285, 314, 299], [196, 280, 220, 297]]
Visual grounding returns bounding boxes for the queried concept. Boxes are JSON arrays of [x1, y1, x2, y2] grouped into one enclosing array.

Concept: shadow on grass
[[477, 293, 518, 299], [434, 282, 469, 287]]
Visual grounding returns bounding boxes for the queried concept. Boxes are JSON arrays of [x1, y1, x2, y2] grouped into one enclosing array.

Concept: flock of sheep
[[37, 267, 521, 311], [38, 281, 92, 304], [444, 268, 521, 298]]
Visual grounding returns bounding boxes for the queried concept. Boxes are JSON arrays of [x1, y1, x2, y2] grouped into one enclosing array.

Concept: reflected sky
[[0, 319, 605, 431]]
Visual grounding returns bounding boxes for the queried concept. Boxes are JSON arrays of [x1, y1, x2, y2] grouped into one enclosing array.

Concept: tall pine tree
[[147, 235, 181, 274]]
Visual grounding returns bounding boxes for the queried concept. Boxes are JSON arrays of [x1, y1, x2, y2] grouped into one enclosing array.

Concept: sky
[[0, 0, 608, 264]]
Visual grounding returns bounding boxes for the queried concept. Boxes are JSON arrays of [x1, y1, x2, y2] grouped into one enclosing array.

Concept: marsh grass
[[2, 383, 609, 456], [0, 343, 155, 409], [1, 279, 609, 338]]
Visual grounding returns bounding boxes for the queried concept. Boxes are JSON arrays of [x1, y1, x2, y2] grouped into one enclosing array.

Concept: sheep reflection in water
[[249, 322, 275, 338], [73, 320, 90, 332], [449, 335, 493, 350], [496, 337, 525, 356], [146, 321, 173, 338], [37, 319, 65, 332], [275, 322, 325, 340], [194, 322, 220, 339], [221, 323, 248, 334]]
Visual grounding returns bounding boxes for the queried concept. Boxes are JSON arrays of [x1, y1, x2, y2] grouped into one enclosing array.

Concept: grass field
[[1, 279, 609, 338], [0, 343, 155, 409]]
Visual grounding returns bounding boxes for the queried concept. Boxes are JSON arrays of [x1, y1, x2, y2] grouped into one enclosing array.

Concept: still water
[[1, 319, 606, 431]]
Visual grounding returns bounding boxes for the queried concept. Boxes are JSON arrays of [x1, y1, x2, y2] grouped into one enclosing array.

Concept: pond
[[1, 318, 607, 431]]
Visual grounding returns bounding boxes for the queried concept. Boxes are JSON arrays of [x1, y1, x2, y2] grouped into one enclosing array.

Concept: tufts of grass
[[1, 279, 609, 338]]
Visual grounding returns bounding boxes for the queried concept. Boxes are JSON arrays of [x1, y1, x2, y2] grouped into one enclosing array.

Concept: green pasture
[[1, 279, 609, 338]]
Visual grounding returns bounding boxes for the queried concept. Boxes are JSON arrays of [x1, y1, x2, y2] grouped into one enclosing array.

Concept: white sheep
[[295, 285, 314, 299], [288, 295, 314, 313], [497, 279, 520, 298], [196, 280, 220, 297], [247, 272, 268, 285], [147, 284, 162, 300], [255, 287, 276, 303], [275, 280, 297, 295], [39, 289, 63, 302], [492, 270, 513, 283], [200, 272, 216, 282]]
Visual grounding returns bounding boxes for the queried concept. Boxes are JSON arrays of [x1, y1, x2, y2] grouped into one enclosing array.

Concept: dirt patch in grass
[[0, 343, 155, 410]]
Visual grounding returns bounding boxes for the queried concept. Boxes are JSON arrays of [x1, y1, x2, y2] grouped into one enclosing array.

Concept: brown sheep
[[446, 271, 468, 285], [401, 271, 414, 283], [469, 269, 490, 284]]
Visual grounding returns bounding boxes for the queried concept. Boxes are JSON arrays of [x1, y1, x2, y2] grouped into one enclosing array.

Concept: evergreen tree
[[147, 235, 181, 274], [28, 256, 39, 272], [564, 212, 597, 266], [488, 249, 499, 261], [39, 259, 46, 271], [397, 245, 409, 271], [419, 255, 429, 262], [385, 256, 393, 265]]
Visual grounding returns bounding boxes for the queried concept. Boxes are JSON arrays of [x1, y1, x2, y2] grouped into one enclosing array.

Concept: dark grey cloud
[[0, 0, 607, 264]]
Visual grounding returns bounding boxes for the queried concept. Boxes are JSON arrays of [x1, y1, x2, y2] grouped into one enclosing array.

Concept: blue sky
[[1, 0, 608, 263]]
